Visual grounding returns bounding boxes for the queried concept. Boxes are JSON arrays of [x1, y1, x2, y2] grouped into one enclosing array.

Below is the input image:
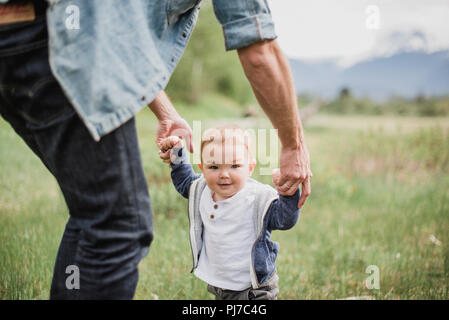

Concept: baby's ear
[[249, 163, 256, 176]]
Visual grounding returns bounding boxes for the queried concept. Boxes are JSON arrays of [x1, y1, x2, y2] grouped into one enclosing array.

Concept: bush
[[320, 88, 449, 117], [165, 2, 254, 106]]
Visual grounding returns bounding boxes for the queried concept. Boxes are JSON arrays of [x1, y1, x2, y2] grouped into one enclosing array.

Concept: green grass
[[1, 98, 448, 300]]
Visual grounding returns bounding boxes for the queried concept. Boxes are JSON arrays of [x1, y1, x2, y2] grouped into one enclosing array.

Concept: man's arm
[[237, 40, 312, 208]]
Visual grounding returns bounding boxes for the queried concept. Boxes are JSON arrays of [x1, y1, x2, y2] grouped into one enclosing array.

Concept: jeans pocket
[[0, 76, 75, 130], [0, 10, 48, 58], [249, 276, 279, 300]]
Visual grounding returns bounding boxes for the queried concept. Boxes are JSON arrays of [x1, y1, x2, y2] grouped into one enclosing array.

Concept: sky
[[267, 0, 449, 67]]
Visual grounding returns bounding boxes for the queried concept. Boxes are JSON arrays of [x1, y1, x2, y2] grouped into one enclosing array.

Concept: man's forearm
[[148, 90, 180, 121], [237, 40, 304, 149]]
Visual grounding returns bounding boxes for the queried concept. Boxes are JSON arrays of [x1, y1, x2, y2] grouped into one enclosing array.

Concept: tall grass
[[0, 100, 448, 299]]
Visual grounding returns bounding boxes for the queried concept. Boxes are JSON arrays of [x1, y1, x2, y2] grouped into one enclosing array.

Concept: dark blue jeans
[[0, 2, 153, 299]]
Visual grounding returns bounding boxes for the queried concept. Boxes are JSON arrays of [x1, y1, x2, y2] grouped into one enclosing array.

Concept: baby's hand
[[158, 136, 183, 164], [159, 136, 183, 152]]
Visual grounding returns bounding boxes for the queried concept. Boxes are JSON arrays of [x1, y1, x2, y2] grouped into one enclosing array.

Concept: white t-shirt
[[194, 183, 257, 291]]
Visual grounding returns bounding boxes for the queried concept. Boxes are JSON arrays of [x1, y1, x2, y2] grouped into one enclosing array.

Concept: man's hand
[[272, 168, 281, 187], [276, 143, 312, 209], [148, 90, 194, 161], [156, 118, 193, 163]]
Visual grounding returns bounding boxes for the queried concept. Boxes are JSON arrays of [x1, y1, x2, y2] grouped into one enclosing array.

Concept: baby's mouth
[[218, 183, 232, 188]]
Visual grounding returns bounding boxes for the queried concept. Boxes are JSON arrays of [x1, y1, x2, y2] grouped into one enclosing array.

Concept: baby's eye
[[208, 165, 218, 170], [231, 164, 240, 169]]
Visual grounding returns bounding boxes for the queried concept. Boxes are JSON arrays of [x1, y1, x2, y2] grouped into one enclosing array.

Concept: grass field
[[1, 96, 448, 299]]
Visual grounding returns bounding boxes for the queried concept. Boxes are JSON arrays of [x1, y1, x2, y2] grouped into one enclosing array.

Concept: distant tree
[[165, 2, 254, 105], [415, 94, 425, 104], [339, 87, 351, 100]]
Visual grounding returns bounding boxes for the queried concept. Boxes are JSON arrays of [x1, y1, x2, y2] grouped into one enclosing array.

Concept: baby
[[159, 125, 300, 300]]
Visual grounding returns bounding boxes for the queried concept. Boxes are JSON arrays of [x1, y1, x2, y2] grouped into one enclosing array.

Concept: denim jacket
[[3, 0, 277, 141], [170, 148, 300, 288]]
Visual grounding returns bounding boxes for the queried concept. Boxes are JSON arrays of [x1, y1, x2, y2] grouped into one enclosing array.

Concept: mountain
[[289, 50, 449, 101]]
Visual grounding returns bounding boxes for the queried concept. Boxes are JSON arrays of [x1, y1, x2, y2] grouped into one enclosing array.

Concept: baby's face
[[200, 140, 254, 201]]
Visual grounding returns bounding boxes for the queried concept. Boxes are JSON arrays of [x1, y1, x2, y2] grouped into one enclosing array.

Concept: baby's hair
[[200, 124, 255, 165]]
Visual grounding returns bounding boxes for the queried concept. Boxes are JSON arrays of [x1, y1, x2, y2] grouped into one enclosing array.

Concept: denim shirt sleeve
[[170, 147, 202, 198], [266, 189, 300, 231], [211, 0, 277, 50]]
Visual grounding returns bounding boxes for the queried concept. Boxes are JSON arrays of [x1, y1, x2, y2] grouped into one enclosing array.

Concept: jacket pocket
[[166, 0, 201, 25]]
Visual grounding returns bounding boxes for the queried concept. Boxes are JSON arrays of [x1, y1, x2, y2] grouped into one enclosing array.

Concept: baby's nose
[[219, 169, 230, 178]]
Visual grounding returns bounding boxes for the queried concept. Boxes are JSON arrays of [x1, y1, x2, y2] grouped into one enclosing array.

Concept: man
[[0, 0, 311, 299]]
